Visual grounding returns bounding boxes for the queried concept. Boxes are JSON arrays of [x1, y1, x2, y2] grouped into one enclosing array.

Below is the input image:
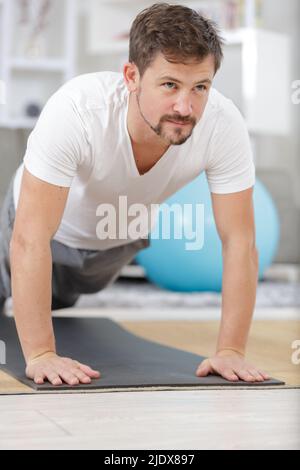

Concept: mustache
[[163, 116, 195, 124]]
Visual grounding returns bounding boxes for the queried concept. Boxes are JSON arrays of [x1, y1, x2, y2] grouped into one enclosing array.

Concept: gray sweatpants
[[0, 172, 150, 310]]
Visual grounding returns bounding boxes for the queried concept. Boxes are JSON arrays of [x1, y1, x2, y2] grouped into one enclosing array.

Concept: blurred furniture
[[0, 0, 78, 129]]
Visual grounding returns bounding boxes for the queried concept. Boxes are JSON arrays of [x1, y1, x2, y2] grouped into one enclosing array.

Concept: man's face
[[133, 53, 215, 146]]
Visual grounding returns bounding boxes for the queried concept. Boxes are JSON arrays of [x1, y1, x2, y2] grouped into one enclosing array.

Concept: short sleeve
[[205, 104, 256, 194], [23, 91, 87, 187]]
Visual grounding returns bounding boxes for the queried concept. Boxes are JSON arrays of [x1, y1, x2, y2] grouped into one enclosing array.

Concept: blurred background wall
[[0, 0, 299, 263], [254, 0, 300, 263]]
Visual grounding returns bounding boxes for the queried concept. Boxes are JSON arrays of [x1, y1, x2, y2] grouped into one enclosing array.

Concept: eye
[[163, 82, 176, 89], [196, 84, 207, 92]]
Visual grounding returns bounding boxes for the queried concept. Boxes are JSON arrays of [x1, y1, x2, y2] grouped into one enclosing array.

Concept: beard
[[135, 89, 196, 146]]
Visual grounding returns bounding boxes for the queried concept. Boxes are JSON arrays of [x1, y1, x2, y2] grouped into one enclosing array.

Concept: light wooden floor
[[0, 311, 299, 449], [0, 389, 299, 449]]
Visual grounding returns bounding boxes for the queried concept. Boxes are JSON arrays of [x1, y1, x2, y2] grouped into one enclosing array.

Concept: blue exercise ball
[[136, 173, 280, 292]]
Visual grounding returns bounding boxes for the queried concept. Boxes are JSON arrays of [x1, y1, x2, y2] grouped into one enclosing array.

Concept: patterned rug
[[76, 278, 300, 309]]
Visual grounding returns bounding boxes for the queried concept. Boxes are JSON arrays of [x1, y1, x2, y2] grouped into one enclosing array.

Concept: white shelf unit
[[8, 58, 69, 72], [0, 0, 78, 129]]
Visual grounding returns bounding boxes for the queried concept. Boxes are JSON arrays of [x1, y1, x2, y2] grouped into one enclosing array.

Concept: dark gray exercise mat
[[0, 316, 285, 390]]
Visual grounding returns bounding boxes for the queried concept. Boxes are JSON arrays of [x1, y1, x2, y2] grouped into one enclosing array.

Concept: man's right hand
[[25, 352, 101, 386]]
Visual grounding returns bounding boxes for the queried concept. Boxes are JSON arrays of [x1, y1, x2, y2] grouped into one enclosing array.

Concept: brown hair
[[129, 2, 224, 78]]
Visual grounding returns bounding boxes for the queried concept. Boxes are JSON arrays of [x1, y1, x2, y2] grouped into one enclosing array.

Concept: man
[[0, 3, 270, 386]]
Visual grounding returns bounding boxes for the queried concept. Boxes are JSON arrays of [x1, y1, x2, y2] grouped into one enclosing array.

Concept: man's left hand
[[195, 350, 271, 382]]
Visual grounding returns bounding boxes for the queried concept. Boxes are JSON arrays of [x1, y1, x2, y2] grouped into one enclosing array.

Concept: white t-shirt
[[13, 71, 255, 250]]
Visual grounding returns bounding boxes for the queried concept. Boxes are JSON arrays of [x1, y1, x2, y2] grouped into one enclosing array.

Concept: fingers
[[56, 369, 80, 386], [233, 368, 270, 383], [60, 358, 101, 381], [246, 370, 265, 382], [247, 369, 270, 382], [195, 359, 212, 377], [70, 368, 92, 384], [208, 368, 266, 383], [221, 369, 239, 382], [45, 370, 63, 386], [235, 369, 258, 382], [257, 369, 271, 381], [34, 373, 46, 385], [34, 367, 89, 386], [196, 358, 240, 382], [27, 357, 101, 387], [74, 361, 101, 378], [33, 368, 65, 386], [196, 360, 239, 381], [195, 357, 271, 383]]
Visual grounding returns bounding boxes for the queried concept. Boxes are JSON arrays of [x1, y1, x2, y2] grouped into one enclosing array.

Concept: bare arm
[[211, 186, 258, 355], [10, 168, 69, 362], [196, 187, 270, 382], [10, 168, 100, 385]]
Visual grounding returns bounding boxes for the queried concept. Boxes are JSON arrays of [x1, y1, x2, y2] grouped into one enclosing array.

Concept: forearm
[[10, 239, 55, 363], [216, 244, 259, 355]]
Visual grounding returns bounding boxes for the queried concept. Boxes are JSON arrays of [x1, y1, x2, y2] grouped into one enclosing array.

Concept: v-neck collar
[[123, 89, 175, 178]]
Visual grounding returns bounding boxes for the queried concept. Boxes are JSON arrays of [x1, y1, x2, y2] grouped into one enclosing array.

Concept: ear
[[123, 62, 140, 92]]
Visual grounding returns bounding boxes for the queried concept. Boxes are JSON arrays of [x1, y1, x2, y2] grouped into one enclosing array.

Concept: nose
[[173, 93, 193, 117]]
